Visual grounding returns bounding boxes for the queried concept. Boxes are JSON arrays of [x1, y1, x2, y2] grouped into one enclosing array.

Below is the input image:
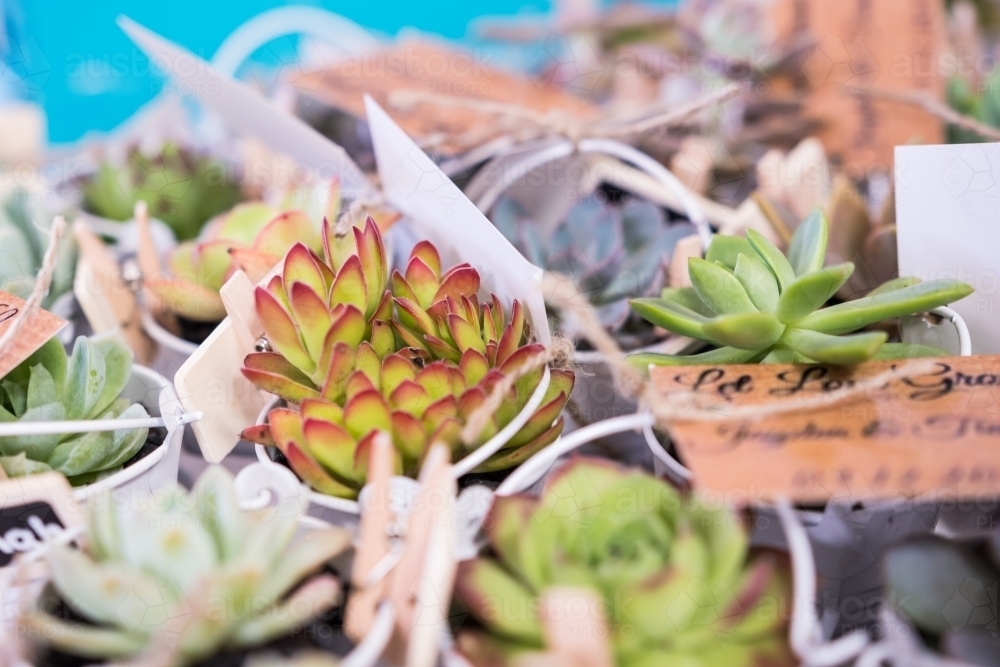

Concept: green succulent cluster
[[629, 210, 974, 367], [83, 142, 243, 241], [883, 532, 999, 666], [455, 458, 793, 666], [0, 335, 149, 483], [22, 466, 351, 667], [0, 188, 76, 308]]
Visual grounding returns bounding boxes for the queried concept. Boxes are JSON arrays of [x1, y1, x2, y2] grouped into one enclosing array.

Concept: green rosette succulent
[[83, 142, 243, 241], [455, 458, 793, 666], [0, 188, 77, 308], [21, 466, 351, 667], [882, 533, 1000, 666], [0, 335, 149, 483], [629, 209, 974, 367]]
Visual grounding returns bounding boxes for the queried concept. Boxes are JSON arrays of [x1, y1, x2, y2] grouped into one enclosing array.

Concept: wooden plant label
[[651, 356, 1000, 503], [0, 473, 84, 570], [767, 0, 945, 170], [0, 290, 67, 379]]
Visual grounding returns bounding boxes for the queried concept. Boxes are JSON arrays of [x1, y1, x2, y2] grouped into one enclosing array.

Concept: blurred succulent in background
[[0, 335, 149, 483], [629, 210, 973, 367], [883, 532, 999, 666], [22, 467, 351, 666], [83, 142, 243, 241], [240, 219, 573, 497], [0, 188, 76, 308], [493, 195, 693, 348], [455, 457, 793, 666]]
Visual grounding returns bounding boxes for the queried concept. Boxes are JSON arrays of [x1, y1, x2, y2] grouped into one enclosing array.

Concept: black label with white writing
[[0, 501, 66, 567]]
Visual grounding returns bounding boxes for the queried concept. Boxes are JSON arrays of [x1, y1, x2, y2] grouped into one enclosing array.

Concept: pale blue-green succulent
[[0, 188, 76, 308], [0, 335, 149, 483], [629, 209, 974, 367], [23, 466, 352, 667]]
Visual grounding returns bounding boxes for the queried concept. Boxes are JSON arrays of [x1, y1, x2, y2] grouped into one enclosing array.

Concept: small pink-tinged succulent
[[239, 224, 575, 498], [146, 202, 322, 322]]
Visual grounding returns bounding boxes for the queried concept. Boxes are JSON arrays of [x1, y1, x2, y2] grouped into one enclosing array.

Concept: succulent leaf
[[689, 258, 758, 315], [775, 263, 854, 323], [786, 209, 829, 277]]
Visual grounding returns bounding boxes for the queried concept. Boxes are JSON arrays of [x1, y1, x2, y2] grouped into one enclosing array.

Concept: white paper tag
[[117, 16, 375, 201], [896, 143, 1000, 354], [365, 96, 551, 344]]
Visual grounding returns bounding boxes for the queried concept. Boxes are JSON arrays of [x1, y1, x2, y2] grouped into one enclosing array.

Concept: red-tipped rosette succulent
[[239, 222, 574, 498]]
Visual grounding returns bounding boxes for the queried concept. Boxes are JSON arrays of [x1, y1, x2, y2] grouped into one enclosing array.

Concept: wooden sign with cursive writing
[[651, 356, 1000, 503], [0, 290, 68, 380]]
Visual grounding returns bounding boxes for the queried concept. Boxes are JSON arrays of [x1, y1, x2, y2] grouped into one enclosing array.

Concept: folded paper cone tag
[[652, 356, 1000, 502]]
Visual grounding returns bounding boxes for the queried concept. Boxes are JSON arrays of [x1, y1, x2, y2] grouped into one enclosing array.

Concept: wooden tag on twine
[[0, 290, 67, 380], [651, 356, 1000, 503], [767, 0, 946, 170]]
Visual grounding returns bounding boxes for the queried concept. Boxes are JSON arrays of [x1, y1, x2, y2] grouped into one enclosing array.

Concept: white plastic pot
[[251, 366, 552, 528], [71, 364, 184, 504]]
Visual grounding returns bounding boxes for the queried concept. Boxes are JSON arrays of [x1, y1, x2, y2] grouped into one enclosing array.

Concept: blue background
[[14, 0, 563, 144]]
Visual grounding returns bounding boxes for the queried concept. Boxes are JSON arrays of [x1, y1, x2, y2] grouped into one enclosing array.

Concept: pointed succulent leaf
[[391, 410, 427, 462], [629, 297, 708, 339], [318, 340, 355, 403], [65, 337, 106, 420], [404, 257, 439, 308], [146, 276, 228, 322], [344, 390, 392, 440], [660, 287, 716, 317], [733, 253, 780, 314], [390, 380, 433, 416], [459, 349, 490, 386], [702, 312, 785, 350], [495, 300, 525, 367], [395, 297, 438, 337], [354, 218, 387, 314], [303, 418, 357, 483], [252, 530, 350, 615], [780, 328, 887, 364], [193, 466, 246, 561], [326, 304, 366, 350], [746, 229, 796, 292], [20, 610, 147, 659], [92, 336, 134, 416], [447, 313, 487, 355], [868, 276, 922, 297], [256, 287, 314, 375], [455, 560, 543, 643], [797, 279, 974, 335], [381, 353, 418, 397], [254, 211, 319, 259], [240, 423, 276, 447], [434, 265, 481, 304], [473, 417, 562, 473], [775, 263, 854, 323], [689, 258, 757, 315], [411, 240, 441, 277], [705, 235, 756, 271], [870, 343, 950, 360], [629, 346, 764, 369], [329, 254, 368, 313], [288, 281, 334, 361], [786, 209, 829, 277], [285, 441, 357, 498], [507, 393, 566, 448]]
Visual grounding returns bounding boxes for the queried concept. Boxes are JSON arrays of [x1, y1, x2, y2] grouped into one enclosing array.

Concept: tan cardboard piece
[[767, 0, 946, 170], [651, 356, 1000, 503], [0, 290, 67, 380], [291, 39, 597, 156]]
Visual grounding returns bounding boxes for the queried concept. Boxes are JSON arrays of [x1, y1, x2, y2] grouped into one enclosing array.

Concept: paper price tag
[[0, 290, 67, 380], [651, 356, 1000, 503], [0, 473, 84, 571]]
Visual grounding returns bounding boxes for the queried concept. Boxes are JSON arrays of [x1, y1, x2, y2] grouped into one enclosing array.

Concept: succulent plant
[[883, 533, 999, 666], [628, 209, 974, 367], [239, 218, 573, 498], [0, 188, 77, 308], [21, 466, 351, 666], [454, 457, 793, 666], [0, 335, 150, 484], [83, 142, 243, 241], [147, 202, 325, 322], [492, 195, 693, 346]]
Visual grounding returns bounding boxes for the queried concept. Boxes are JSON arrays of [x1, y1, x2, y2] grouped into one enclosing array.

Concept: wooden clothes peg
[[72, 219, 155, 363], [345, 437, 458, 667]]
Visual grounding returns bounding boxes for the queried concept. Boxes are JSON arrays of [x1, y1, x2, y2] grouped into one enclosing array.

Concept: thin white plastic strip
[[642, 421, 693, 484], [340, 602, 396, 667], [472, 137, 713, 252], [140, 308, 199, 355], [0, 412, 202, 437], [452, 366, 552, 478], [775, 498, 871, 667], [495, 412, 656, 496], [930, 306, 971, 357]]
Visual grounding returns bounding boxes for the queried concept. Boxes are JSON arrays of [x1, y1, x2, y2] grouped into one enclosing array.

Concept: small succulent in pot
[[882, 532, 999, 666], [629, 209, 974, 367], [0, 188, 77, 308], [0, 335, 150, 483], [20, 466, 351, 667], [492, 195, 694, 349], [454, 457, 794, 666], [239, 218, 573, 498], [83, 142, 243, 242]]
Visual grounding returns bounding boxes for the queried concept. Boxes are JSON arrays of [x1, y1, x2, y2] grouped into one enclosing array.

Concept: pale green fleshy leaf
[[65, 337, 106, 420], [746, 229, 796, 292], [702, 312, 785, 350], [689, 258, 757, 315], [628, 346, 764, 368], [775, 263, 854, 323], [0, 402, 65, 459], [92, 334, 134, 417], [781, 328, 887, 364], [733, 253, 779, 313], [20, 610, 147, 660], [867, 276, 922, 297], [0, 452, 52, 477], [786, 209, 828, 277], [705, 235, 756, 271], [193, 466, 248, 562], [870, 343, 951, 360], [26, 364, 57, 411], [629, 298, 708, 339], [2, 379, 26, 416]]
